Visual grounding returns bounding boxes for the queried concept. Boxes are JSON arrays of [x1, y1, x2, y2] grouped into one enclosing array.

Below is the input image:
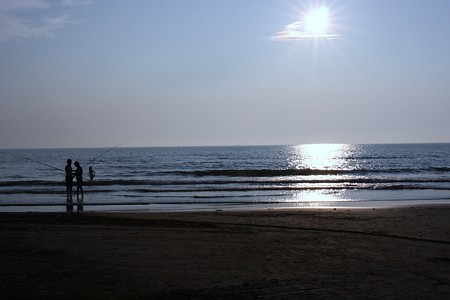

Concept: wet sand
[[1, 206, 450, 299]]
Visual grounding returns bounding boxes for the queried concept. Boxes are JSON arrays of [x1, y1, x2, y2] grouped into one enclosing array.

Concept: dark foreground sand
[[1, 206, 450, 299]]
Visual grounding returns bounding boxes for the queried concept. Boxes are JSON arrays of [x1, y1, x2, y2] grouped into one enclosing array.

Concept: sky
[[1, 0, 450, 148]]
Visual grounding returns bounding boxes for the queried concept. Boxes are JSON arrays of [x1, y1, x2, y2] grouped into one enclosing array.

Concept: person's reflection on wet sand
[[66, 200, 73, 213], [77, 199, 84, 212], [66, 200, 83, 213]]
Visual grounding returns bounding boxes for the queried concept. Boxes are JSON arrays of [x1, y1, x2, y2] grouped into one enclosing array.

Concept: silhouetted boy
[[89, 166, 95, 181]]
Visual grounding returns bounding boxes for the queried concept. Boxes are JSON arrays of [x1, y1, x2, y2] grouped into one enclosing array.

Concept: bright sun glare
[[304, 6, 329, 34], [272, 4, 339, 41]]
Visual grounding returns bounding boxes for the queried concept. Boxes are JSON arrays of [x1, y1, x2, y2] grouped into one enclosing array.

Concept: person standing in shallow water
[[89, 166, 95, 181], [74, 161, 84, 200], [65, 159, 74, 201]]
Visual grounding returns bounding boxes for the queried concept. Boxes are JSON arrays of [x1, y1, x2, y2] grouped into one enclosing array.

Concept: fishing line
[[2, 141, 127, 181], [83, 141, 127, 167], [3, 151, 65, 173], [3, 151, 92, 181]]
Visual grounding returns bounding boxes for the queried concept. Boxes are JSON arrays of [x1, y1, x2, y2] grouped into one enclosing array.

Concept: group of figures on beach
[[65, 159, 95, 202]]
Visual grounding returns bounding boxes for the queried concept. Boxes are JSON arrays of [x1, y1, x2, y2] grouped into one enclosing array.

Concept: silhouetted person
[[89, 166, 95, 181], [65, 159, 74, 201], [74, 161, 84, 200]]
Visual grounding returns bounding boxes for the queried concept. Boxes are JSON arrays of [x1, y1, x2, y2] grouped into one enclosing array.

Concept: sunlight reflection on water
[[286, 144, 355, 204], [289, 144, 352, 170], [292, 190, 347, 202]]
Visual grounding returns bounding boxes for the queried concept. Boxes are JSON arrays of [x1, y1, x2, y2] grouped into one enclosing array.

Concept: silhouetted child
[[74, 161, 84, 200], [89, 166, 95, 181]]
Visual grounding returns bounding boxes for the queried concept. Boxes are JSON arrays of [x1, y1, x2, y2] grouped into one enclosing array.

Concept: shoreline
[[1, 206, 450, 298], [0, 197, 450, 213]]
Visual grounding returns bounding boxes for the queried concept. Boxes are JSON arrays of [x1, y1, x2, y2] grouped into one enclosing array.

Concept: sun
[[304, 6, 329, 35], [271, 4, 339, 41]]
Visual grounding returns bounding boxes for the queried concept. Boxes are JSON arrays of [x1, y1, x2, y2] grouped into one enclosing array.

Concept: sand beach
[[1, 206, 450, 299]]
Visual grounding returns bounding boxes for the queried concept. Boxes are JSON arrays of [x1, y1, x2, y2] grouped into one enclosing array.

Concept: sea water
[[0, 144, 449, 212]]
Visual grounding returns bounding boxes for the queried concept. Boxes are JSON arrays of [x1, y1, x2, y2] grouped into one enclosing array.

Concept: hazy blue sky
[[1, 0, 450, 148]]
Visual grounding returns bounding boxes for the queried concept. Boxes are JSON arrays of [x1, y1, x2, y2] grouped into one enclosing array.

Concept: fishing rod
[[3, 151, 92, 181], [83, 141, 127, 167], [3, 151, 65, 173], [2, 141, 126, 181]]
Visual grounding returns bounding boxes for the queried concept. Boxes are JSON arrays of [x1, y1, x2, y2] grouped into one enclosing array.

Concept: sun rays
[[272, 5, 340, 41]]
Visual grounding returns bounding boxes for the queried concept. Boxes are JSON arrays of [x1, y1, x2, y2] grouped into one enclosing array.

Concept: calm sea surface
[[0, 144, 449, 212]]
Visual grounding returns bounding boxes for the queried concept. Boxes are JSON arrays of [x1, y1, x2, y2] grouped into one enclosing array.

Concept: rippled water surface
[[1, 144, 449, 211]]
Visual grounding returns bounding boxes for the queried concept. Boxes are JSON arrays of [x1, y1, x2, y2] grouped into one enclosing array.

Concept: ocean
[[1, 144, 449, 212]]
